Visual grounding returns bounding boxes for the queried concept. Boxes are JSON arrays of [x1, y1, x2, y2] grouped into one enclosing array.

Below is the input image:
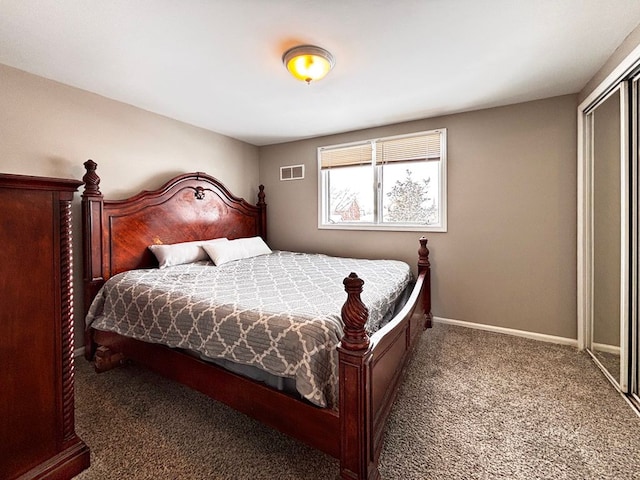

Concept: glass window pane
[[381, 161, 440, 225], [326, 165, 374, 223]]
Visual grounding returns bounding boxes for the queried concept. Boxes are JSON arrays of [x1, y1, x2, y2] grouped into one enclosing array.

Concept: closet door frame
[[578, 46, 640, 394]]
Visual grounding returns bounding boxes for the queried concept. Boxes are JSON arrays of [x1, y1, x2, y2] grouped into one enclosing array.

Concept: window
[[318, 129, 447, 231]]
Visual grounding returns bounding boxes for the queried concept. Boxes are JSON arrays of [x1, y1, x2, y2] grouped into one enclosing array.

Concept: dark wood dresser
[[0, 173, 90, 479]]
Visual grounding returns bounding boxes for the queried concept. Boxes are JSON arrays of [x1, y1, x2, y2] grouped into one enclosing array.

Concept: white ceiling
[[2, 1, 640, 146]]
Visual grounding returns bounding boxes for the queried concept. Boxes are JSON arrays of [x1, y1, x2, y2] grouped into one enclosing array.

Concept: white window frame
[[317, 129, 447, 232]]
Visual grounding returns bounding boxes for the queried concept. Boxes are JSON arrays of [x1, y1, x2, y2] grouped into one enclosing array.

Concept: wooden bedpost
[[418, 236, 433, 329], [81, 159, 104, 360], [341, 273, 370, 351], [257, 184, 267, 243], [338, 273, 378, 480]]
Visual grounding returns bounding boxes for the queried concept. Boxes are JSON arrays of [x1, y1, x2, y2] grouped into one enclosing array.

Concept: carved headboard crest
[[192, 186, 206, 200]]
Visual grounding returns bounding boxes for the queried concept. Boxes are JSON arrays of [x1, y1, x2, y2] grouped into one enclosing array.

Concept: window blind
[[320, 131, 441, 169], [376, 132, 441, 164], [320, 143, 372, 169]]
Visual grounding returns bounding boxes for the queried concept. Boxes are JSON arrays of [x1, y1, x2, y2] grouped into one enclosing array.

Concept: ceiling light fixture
[[282, 45, 335, 84]]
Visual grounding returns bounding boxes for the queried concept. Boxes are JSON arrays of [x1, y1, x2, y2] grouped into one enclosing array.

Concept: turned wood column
[[338, 273, 379, 480], [418, 236, 433, 329], [81, 159, 105, 359], [257, 184, 267, 243]]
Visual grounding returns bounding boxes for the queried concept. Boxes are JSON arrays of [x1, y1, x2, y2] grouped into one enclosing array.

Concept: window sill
[[317, 223, 447, 233]]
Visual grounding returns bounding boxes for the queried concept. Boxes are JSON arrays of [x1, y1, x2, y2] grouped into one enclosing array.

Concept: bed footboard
[[338, 238, 431, 480]]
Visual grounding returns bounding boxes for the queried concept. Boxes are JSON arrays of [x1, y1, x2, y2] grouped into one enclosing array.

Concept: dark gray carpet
[[73, 323, 640, 479]]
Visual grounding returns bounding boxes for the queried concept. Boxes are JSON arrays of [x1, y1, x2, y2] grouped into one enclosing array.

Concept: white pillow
[[149, 237, 228, 268], [202, 236, 272, 266]]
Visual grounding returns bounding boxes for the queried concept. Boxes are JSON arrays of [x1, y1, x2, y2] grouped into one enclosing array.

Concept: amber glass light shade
[[282, 45, 335, 84]]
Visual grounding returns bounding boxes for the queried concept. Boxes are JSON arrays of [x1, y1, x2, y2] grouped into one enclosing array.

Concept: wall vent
[[280, 164, 305, 181]]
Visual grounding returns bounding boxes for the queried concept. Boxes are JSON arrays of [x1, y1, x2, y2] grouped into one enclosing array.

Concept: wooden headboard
[[81, 160, 266, 313]]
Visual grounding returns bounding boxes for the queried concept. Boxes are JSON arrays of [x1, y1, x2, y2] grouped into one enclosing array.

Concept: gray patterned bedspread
[[86, 251, 412, 408]]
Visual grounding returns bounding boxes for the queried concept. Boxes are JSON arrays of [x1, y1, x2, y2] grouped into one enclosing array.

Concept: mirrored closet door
[[578, 50, 640, 414], [633, 73, 640, 408], [584, 83, 630, 392]]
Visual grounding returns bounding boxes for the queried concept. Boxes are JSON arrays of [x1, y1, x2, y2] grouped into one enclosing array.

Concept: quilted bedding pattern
[[86, 251, 412, 408]]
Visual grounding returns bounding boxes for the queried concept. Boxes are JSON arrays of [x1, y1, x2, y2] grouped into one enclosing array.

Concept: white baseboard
[[591, 342, 621, 355], [74, 346, 85, 358], [433, 316, 578, 347]]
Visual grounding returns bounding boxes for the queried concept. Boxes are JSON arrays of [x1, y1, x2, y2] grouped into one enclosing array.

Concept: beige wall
[[259, 95, 578, 339], [4, 17, 638, 351], [0, 64, 259, 346], [0, 64, 258, 199], [0, 62, 580, 343]]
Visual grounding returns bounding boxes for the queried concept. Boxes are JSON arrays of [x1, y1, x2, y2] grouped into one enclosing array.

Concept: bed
[[81, 159, 433, 480]]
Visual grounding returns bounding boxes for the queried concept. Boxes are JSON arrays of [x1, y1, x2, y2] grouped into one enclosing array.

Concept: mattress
[[86, 251, 412, 408]]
